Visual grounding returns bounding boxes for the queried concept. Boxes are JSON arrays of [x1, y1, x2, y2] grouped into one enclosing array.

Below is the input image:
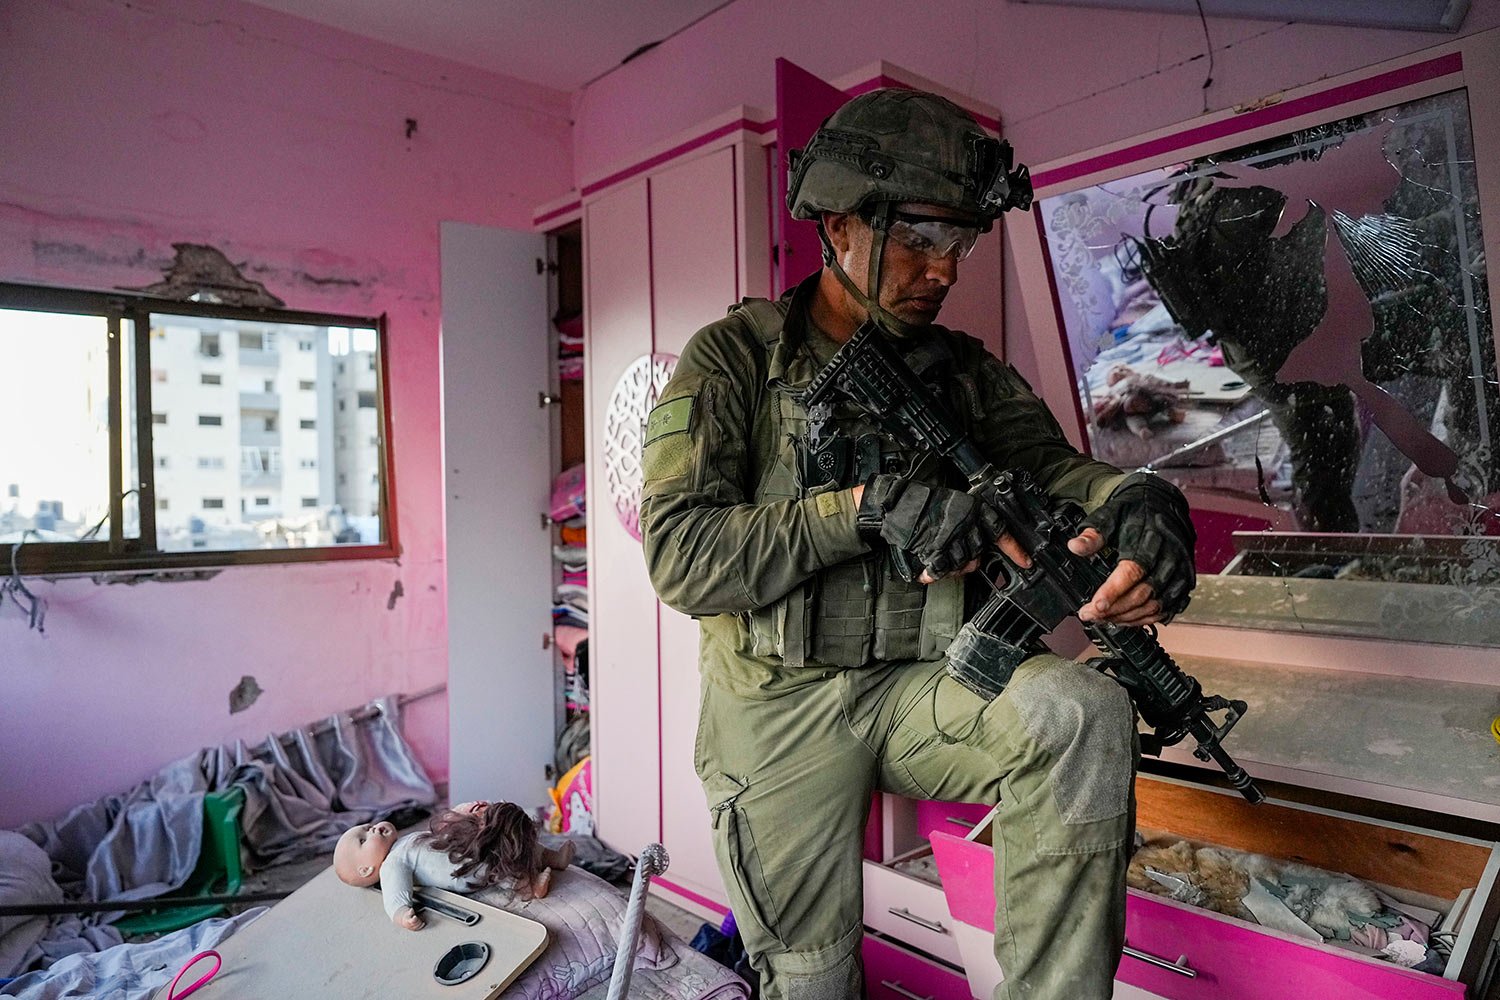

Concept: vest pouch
[[810, 556, 877, 668], [918, 574, 964, 659], [872, 572, 964, 662], [745, 582, 815, 667]]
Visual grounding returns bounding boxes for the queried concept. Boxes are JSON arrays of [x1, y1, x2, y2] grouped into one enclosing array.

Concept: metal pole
[[1141, 409, 1273, 472], [606, 844, 670, 1000], [0, 890, 290, 918]]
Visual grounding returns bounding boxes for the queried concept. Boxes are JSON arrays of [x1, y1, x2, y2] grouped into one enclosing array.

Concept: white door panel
[[441, 221, 553, 808]]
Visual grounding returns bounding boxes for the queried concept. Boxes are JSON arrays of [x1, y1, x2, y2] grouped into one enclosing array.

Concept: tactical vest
[[729, 298, 968, 670]]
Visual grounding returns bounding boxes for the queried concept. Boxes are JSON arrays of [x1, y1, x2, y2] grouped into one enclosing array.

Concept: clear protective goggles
[[881, 210, 984, 262]]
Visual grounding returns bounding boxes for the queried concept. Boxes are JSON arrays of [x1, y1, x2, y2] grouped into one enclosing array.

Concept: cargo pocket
[[703, 771, 781, 944]]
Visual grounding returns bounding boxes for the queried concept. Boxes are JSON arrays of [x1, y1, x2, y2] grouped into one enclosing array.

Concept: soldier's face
[[831, 203, 975, 327]]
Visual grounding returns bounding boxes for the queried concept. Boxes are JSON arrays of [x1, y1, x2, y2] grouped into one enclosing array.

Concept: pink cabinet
[[930, 774, 1500, 1000], [585, 178, 662, 860], [583, 125, 770, 917], [863, 933, 975, 1000]]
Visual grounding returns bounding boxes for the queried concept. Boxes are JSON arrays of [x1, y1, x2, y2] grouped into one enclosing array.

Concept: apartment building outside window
[[1, 284, 395, 573]]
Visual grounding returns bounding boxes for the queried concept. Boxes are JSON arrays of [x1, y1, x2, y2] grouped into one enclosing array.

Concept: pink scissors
[[165, 950, 221, 999]]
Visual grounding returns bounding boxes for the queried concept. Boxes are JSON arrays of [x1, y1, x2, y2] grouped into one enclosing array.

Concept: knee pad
[[1006, 656, 1135, 825], [762, 941, 862, 1000]]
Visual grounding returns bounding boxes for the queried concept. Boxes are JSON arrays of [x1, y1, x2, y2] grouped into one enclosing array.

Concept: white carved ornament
[[603, 353, 679, 542]]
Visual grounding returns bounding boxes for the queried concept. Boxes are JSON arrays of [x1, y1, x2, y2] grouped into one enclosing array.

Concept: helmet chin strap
[[817, 202, 918, 339]]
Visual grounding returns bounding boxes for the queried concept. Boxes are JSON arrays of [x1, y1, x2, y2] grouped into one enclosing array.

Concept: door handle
[[881, 981, 935, 1000], [1122, 945, 1197, 978], [887, 907, 948, 935]]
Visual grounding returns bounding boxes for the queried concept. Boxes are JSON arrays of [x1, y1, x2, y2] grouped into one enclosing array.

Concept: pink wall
[[0, 0, 572, 828], [568, 2, 1499, 383]]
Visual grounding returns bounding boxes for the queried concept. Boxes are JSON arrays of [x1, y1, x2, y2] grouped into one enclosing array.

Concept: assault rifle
[[805, 323, 1264, 804]]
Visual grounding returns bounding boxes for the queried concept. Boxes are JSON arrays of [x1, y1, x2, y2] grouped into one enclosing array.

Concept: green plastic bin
[[116, 786, 245, 935]]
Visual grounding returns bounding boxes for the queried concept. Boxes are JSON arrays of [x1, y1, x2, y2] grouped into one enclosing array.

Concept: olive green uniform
[[641, 278, 1137, 1000]]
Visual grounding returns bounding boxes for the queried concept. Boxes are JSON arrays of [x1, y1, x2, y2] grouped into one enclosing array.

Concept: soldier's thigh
[[695, 678, 876, 956], [871, 655, 1134, 820], [865, 658, 1013, 804]]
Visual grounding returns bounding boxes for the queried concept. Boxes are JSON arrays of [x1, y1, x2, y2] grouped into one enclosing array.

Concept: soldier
[[640, 89, 1197, 1000]]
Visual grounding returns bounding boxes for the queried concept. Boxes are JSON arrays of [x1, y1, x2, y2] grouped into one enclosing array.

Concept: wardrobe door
[[585, 179, 661, 852], [650, 147, 742, 904], [442, 222, 554, 809]]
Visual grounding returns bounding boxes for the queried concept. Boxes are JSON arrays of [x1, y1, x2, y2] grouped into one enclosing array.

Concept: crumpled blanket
[[2, 865, 746, 1000], [0, 910, 264, 1000], [471, 866, 747, 1000], [538, 833, 630, 884], [570, 958, 750, 1000], [0, 833, 104, 981], [2, 695, 435, 979]]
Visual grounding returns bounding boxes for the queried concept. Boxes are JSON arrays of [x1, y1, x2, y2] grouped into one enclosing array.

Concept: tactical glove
[[857, 474, 1004, 582], [1079, 472, 1197, 620]]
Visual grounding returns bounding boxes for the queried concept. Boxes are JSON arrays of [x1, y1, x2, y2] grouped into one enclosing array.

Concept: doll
[[334, 800, 576, 930], [1092, 364, 1191, 440]]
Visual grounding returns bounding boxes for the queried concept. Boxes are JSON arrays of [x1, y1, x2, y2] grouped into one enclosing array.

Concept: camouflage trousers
[[694, 653, 1137, 1000]]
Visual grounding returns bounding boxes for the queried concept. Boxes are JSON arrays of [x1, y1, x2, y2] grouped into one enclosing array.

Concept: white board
[[190, 868, 548, 999]]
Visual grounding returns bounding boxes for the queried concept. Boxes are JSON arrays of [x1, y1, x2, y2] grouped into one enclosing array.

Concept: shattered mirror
[[1038, 87, 1500, 646]]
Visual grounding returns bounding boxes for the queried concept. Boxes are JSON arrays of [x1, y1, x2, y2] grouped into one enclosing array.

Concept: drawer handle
[[887, 907, 948, 935], [881, 980, 935, 1000], [943, 816, 977, 829], [1122, 945, 1197, 979]]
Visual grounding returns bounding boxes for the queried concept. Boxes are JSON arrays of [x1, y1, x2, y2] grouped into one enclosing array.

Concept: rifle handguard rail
[[805, 323, 1264, 804]]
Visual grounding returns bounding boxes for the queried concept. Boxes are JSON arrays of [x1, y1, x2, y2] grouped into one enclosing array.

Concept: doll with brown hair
[[334, 800, 576, 930]]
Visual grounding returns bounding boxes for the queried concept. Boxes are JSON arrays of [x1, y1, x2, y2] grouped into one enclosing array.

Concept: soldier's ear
[[823, 211, 856, 254]]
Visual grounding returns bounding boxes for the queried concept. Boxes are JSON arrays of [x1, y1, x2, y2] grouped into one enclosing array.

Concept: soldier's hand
[[1070, 473, 1197, 625], [917, 533, 1031, 584], [855, 474, 1007, 583], [1069, 531, 1162, 625]]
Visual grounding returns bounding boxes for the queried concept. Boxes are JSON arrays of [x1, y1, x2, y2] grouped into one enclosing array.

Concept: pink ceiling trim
[[1034, 51, 1463, 191], [844, 75, 1002, 133], [580, 118, 774, 198], [535, 200, 583, 226]]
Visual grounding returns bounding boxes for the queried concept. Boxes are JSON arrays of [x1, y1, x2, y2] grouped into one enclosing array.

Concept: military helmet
[[786, 88, 1032, 229]]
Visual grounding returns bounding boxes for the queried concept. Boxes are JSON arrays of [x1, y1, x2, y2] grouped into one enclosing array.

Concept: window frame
[[2, 280, 400, 575]]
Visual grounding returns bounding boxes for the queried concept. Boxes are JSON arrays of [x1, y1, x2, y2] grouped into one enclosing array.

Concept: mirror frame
[[1008, 30, 1500, 651]]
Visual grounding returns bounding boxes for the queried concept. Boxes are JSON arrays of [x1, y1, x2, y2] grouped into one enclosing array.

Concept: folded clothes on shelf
[[553, 544, 587, 564], [550, 464, 586, 522]]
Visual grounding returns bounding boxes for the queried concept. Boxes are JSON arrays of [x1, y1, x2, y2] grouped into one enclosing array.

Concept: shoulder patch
[[644, 395, 695, 446]]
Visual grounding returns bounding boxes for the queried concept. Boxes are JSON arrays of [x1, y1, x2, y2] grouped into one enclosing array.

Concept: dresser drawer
[[865, 849, 964, 966], [931, 774, 1500, 1000], [863, 932, 972, 1000], [915, 800, 994, 842]]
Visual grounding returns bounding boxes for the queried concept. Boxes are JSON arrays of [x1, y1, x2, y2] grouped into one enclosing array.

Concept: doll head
[[333, 819, 399, 887], [428, 800, 538, 888]]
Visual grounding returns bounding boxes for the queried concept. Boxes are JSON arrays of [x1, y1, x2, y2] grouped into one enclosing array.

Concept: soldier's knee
[[760, 935, 863, 1000], [1006, 656, 1135, 825]]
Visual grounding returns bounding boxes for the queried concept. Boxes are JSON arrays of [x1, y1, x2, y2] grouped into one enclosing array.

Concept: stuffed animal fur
[[1129, 837, 1433, 967], [1129, 838, 1383, 936], [1127, 839, 1251, 920]]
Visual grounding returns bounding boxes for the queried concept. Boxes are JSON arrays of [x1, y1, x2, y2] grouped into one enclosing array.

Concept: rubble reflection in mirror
[[1040, 87, 1498, 645]]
